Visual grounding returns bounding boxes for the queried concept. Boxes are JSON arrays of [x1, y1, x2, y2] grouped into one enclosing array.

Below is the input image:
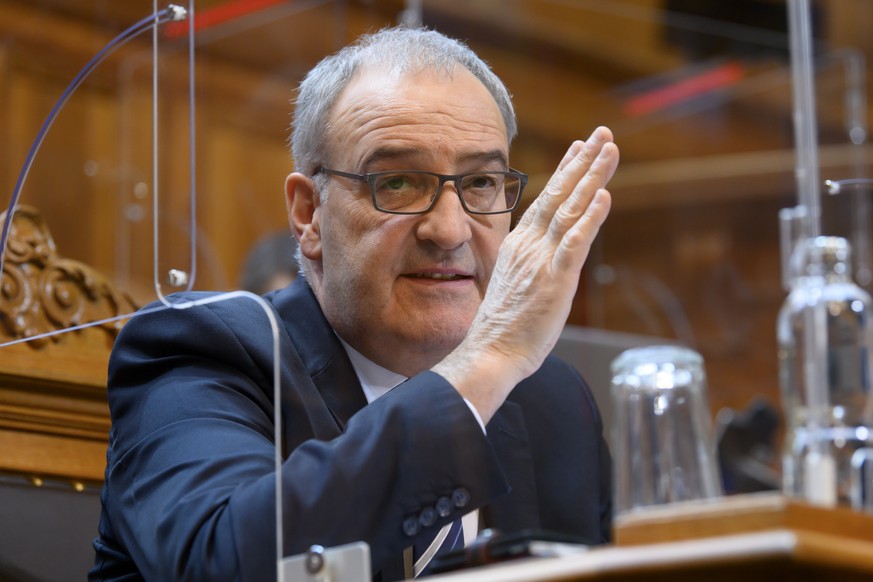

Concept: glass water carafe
[[777, 236, 873, 509]]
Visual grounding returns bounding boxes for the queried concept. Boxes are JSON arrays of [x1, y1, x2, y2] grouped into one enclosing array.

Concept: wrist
[[431, 345, 526, 424]]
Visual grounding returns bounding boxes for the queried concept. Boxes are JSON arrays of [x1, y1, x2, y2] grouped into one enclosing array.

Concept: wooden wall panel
[[200, 120, 294, 290]]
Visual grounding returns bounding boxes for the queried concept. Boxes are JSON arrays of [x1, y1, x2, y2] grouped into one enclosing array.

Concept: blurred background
[[1, 1, 872, 578], [3, 0, 870, 418]]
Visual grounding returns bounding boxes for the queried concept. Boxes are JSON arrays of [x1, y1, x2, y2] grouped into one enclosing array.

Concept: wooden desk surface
[[613, 490, 873, 546], [431, 530, 873, 581], [430, 494, 873, 581]]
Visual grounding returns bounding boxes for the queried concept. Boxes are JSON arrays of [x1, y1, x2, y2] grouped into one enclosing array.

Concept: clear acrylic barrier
[[0, 3, 291, 578], [3, 1, 873, 580]]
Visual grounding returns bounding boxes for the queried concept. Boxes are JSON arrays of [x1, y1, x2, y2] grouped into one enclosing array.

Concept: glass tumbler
[[610, 345, 723, 516]]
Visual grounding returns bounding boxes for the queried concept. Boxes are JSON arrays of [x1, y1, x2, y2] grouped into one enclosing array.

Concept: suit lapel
[[270, 279, 369, 433], [270, 280, 406, 579], [311, 351, 369, 430], [483, 401, 542, 533]]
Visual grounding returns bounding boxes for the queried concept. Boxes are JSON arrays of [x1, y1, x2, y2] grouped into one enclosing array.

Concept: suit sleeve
[[97, 297, 510, 581]]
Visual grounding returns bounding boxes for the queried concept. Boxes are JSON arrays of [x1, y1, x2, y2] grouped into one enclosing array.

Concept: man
[[90, 27, 619, 581]]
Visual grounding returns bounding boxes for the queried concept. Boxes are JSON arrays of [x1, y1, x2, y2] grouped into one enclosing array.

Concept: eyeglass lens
[[371, 172, 521, 213]]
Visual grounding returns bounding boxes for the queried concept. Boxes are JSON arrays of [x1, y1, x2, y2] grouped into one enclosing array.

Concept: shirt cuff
[[462, 396, 487, 434]]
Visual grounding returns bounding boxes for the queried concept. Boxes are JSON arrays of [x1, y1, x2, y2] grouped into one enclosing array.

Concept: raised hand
[[434, 127, 619, 422]]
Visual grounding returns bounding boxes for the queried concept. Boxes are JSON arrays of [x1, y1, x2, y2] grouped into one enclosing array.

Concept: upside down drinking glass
[[610, 345, 723, 516]]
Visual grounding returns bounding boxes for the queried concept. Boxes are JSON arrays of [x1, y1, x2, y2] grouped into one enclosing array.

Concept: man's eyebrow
[[360, 149, 509, 170], [459, 150, 509, 168], [360, 148, 424, 170]]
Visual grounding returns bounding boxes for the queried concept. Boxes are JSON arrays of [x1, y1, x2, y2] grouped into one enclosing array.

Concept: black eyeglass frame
[[312, 167, 529, 215]]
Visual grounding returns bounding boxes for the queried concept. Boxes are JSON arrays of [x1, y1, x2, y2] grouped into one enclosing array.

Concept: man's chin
[[403, 324, 470, 357]]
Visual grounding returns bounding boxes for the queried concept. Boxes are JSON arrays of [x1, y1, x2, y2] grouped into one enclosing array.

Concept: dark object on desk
[[716, 398, 781, 494], [428, 529, 589, 575]]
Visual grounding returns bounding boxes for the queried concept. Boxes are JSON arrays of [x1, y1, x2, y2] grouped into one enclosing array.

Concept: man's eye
[[464, 174, 500, 190], [382, 175, 411, 190]]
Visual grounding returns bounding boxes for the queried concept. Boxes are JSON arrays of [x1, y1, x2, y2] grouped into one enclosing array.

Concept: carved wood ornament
[[0, 205, 137, 349], [0, 205, 138, 484]]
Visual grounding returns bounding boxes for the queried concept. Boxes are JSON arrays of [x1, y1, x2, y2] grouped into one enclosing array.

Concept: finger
[[553, 187, 612, 274], [547, 141, 619, 243], [518, 127, 614, 231], [555, 140, 585, 173], [553, 127, 613, 186]]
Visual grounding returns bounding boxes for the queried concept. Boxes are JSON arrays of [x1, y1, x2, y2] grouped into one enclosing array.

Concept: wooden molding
[[0, 204, 136, 483]]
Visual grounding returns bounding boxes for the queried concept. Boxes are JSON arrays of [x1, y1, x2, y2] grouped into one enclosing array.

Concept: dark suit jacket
[[90, 278, 611, 581]]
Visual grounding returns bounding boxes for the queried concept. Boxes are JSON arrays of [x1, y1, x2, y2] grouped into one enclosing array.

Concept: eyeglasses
[[313, 167, 528, 215]]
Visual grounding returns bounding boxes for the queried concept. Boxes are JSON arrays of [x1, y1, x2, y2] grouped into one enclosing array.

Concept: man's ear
[[285, 172, 322, 261]]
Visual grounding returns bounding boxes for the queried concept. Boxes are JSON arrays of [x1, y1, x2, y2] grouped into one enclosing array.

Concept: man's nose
[[414, 184, 473, 249]]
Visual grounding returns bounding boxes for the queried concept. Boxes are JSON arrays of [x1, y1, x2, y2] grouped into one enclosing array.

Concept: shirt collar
[[337, 337, 408, 404]]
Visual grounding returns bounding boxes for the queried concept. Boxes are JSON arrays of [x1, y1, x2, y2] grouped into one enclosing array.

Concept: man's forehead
[[325, 65, 509, 167]]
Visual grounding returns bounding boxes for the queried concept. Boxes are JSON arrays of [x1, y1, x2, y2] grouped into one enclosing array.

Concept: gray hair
[[290, 27, 518, 177]]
